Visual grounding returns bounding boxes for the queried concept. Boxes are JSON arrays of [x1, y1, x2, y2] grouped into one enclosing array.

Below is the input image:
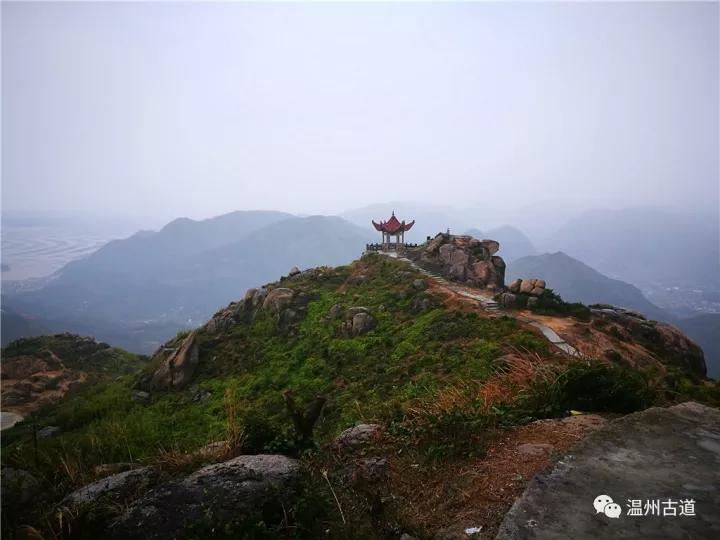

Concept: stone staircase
[[393, 254, 581, 357]]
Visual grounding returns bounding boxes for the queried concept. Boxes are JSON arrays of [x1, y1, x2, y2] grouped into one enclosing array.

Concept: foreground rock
[[61, 466, 159, 510], [407, 233, 505, 290], [108, 454, 300, 539], [495, 402, 720, 539]]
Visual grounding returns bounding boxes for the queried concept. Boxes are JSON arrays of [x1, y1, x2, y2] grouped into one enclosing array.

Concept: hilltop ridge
[[2, 236, 717, 539]]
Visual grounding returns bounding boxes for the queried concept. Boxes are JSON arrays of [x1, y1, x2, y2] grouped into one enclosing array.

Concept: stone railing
[[365, 243, 419, 252]]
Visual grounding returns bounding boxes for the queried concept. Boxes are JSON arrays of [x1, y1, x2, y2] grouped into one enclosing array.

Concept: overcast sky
[[2, 1, 718, 227]]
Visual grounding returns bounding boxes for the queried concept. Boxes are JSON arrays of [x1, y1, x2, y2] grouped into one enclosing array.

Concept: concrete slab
[[495, 402, 720, 540]]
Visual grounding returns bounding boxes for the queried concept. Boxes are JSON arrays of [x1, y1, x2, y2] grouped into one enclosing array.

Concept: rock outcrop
[[60, 467, 159, 510], [496, 402, 720, 540], [407, 233, 505, 290], [590, 305, 707, 377], [335, 423, 383, 450], [508, 278, 546, 297], [108, 455, 300, 539], [141, 332, 200, 391]]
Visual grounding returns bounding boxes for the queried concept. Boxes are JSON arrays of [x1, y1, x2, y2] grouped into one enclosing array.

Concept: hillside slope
[[2, 252, 716, 539], [4, 213, 372, 352], [1, 334, 144, 416]]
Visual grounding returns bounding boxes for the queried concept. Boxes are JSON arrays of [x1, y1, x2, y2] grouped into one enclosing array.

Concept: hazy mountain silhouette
[[4, 212, 373, 352], [506, 252, 672, 322], [0, 301, 51, 346], [544, 207, 719, 289]]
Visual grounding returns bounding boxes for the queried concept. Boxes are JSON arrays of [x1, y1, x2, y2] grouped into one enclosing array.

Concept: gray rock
[[496, 402, 720, 540], [109, 455, 300, 540], [346, 306, 369, 318], [61, 467, 158, 509], [500, 292, 517, 308], [335, 423, 383, 449], [37, 425, 60, 438], [288, 266, 301, 276], [146, 332, 200, 390], [411, 294, 432, 312], [508, 279, 523, 293], [351, 312, 376, 336], [132, 390, 150, 403], [328, 304, 344, 319]]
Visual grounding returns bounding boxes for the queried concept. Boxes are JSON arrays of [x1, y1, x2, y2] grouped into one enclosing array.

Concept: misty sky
[[2, 1, 718, 226]]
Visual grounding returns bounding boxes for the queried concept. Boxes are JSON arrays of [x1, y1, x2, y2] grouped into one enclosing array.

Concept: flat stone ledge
[[495, 402, 720, 540]]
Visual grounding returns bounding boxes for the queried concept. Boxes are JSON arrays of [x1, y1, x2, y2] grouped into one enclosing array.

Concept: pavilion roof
[[372, 212, 415, 234]]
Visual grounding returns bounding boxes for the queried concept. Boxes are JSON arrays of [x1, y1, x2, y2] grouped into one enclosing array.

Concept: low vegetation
[[2, 254, 717, 538]]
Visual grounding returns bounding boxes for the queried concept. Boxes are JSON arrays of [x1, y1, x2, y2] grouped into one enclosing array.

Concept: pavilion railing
[[365, 243, 419, 252]]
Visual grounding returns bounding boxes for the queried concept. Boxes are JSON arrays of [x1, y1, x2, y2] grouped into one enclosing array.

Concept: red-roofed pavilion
[[371, 211, 415, 251]]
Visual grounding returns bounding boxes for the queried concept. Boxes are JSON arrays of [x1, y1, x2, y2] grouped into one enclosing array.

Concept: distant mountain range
[[506, 252, 672, 322], [543, 207, 719, 290], [4, 205, 718, 377], [3, 212, 373, 352]]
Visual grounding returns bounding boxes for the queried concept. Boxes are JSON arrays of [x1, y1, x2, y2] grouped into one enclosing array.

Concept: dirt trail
[[395, 255, 581, 357]]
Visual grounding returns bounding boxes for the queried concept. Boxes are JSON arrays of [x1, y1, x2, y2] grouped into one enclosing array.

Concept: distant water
[[1, 411, 23, 430], [1, 225, 123, 281]]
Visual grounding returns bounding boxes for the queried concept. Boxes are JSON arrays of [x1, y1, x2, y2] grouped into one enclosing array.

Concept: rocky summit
[[1, 247, 718, 539], [407, 233, 506, 290]]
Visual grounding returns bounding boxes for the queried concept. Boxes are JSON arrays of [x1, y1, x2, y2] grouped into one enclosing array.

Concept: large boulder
[[508, 279, 522, 294], [262, 288, 294, 314], [351, 312, 376, 336], [496, 402, 720, 540], [143, 332, 200, 390], [406, 234, 505, 290], [60, 467, 158, 510], [109, 455, 300, 539], [519, 279, 535, 294]]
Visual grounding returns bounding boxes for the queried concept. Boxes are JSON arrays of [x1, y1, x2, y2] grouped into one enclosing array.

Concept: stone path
[[391, 254, 581, 357], [495, 401, 720, 539]]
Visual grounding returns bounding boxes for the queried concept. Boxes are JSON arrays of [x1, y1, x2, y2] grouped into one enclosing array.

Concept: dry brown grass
[[224, 388, 245, 456], [405, 351, 562, 430]]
